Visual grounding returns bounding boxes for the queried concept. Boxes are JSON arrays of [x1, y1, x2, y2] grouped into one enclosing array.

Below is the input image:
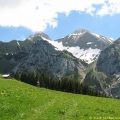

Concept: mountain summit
[[27, 32, 51, 41], [56, 29, 112, 64]]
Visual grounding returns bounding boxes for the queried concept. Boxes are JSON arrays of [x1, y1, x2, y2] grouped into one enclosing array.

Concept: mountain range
[[1, 29, 120, 98]]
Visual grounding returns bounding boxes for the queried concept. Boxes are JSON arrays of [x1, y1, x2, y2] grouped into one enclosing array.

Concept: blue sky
[[0, 0, 120, 41], [0, 26, 32, 41], [45, 12, 120, 40]]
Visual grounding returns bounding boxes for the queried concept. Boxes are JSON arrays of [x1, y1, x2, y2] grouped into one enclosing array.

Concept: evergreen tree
[[13, 71, 106, 98]]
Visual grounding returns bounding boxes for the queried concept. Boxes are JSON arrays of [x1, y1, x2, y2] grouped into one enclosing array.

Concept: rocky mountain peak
[[74, 29, 89, 34], [67, 29, 89, 40], [57, 29, 112, 64], [27, 32, 51, 42]]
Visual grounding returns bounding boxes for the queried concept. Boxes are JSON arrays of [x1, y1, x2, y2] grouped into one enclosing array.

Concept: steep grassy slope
[[0, 78, 120, 120]]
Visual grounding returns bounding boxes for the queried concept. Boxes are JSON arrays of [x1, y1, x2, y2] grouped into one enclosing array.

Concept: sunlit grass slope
[[0, 78, 120, 120]]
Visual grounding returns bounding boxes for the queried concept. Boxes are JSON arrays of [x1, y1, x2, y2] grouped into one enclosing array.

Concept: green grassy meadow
[[0, 78, 120, 120]]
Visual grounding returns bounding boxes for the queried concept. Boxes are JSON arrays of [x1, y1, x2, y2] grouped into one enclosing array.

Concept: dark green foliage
[[12, 71, 21, 80], [13, 72, 37, 86], [13, 72, 105, 97]]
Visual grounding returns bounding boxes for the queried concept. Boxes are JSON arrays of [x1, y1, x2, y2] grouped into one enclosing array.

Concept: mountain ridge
[[56, 29, 112, 63], [0, 29, 112, 64]]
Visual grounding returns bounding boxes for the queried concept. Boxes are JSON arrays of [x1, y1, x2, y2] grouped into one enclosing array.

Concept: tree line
[[13, 71, 106, 97]]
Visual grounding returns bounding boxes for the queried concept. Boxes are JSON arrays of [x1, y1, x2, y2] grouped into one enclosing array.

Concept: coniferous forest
[[13, 72, 106, 97]]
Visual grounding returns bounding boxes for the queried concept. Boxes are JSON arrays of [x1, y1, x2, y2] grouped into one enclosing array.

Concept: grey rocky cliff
[[83, 38, 120, 98], [97, 39, 120, 76], [0, 32, 52, 73], [58, 29, 111, 49], [13, 39, 86, 80]]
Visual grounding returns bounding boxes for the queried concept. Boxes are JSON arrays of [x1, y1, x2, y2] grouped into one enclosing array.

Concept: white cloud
[[97, 0, 120, 16], [0, 0, 119, 31]]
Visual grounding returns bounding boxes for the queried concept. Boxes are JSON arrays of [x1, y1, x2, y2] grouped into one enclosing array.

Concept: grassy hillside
[[0, 78, 120, 120]]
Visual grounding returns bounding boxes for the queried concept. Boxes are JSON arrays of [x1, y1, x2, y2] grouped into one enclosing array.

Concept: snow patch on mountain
[[68, 31, 86, 39], [41, 36, 49, 41], [86, 42, 92, 45], [45, 39, 101, 64], [17, 41, 20, 46], [27, 31, 111, 64], [92, 32, 100, 38], [63, 46, 100, 64], [92, 32, 113, 43], [32, 35, 101, 64]]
